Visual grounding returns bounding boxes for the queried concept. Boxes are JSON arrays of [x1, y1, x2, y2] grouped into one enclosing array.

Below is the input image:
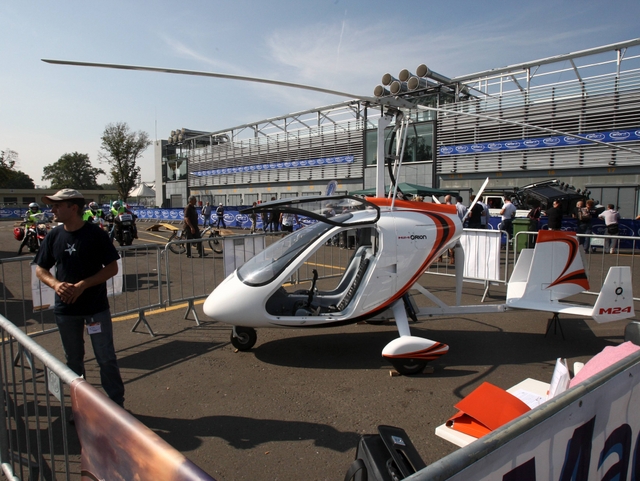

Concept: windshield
[[237, 221, 336, 286]]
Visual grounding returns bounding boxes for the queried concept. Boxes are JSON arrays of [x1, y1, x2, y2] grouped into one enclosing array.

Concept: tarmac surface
[[0, 219, 637, 480]]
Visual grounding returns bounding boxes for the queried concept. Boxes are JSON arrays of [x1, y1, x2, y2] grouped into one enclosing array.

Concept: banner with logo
[[439, 128, 640, 157], [191, 155, 354, 177]]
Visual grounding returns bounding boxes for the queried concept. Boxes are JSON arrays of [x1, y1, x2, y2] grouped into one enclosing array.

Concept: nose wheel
[[230, 326, 257, 351], [389, 358, 428, 376]]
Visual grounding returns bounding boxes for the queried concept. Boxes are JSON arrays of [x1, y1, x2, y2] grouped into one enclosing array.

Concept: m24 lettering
[[598, 306, 632, 315]]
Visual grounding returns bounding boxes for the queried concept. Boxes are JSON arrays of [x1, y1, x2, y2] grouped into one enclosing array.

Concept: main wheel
[[208, 231, 223, 254], [390, 358, 428, 376], [230, 326, 257, 351], [168, 231, 186, 254]]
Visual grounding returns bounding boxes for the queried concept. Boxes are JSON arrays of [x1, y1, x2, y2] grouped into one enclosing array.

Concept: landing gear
[[230, 326, 257, 351], [390, 358, 428, 376]]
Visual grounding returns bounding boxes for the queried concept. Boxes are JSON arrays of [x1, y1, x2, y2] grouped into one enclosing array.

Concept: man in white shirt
[[599, 204, 620, 253], [500, 198, 517, 239]]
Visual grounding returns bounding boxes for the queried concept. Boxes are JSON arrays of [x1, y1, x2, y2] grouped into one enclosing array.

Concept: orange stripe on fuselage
[[368, 197, 457, 215], [362, 202, 459, 314]]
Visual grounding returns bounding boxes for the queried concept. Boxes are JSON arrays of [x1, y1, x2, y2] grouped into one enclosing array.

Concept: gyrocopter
[[42, 58, 635, 375]]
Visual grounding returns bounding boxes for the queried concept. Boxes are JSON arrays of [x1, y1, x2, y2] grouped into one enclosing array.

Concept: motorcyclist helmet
[[29, 202, 39, 211], [113, 201, 121, 209], [89, 201, 99, 211]]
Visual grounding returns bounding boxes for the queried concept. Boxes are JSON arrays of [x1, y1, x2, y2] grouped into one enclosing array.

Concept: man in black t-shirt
[[35, 189, 125, 408], [546, 199, 563, 231]]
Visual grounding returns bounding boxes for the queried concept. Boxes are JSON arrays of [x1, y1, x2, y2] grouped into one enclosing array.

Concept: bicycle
[[167, 226, 223, 255]]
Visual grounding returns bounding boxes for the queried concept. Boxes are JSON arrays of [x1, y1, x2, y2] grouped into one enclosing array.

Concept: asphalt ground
[[0, 220, 638, 480]]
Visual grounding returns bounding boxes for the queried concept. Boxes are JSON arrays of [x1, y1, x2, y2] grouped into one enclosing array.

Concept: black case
[[344, 425, 426, 481]]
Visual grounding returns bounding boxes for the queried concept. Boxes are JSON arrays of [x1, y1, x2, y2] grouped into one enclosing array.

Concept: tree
[[99, 122, 151, 202], [42, 152, 105, 190], [0, 149, 35, 189]]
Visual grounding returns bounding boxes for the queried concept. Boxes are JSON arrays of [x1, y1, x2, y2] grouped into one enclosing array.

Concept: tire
[[123, 231, 133, 246], [28, 235, 38, 252], [390, 358, 428, 376], [168, 231, 186, 254], [208, 231, 223, 254], [230, 326, 257, 351]]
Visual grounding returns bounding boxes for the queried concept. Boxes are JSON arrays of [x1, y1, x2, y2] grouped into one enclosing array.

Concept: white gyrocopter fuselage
[[203, 194, 461, 374]]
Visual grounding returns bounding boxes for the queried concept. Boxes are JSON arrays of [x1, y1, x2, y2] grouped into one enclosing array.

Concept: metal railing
[[0, 313, 80, 480]]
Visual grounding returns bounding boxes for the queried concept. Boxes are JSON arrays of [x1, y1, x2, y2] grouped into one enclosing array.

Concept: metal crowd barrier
[[425, 229, 512, 299], [0, 312, 80, 480], [0, 244, 166, 338]]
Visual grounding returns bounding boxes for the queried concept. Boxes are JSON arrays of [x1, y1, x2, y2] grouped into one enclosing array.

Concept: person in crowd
[[267, 197, 279, 232], [500, 197, 517, 238], [202, 201, 213, 227], [18, 202, 42, 254], [280, 210, 298, 234], [599, 204, 620, 254], [108, 201, 138, 240], [250, 202, 258, 234], [526, 199, 542, 247], [455, 196, 468, 223], [467, 195, 484, 229], [478, 196, 490, 229], [34, 189, 125, 411], [214, 202, 226, 229], [83, 202, 104, 223], [546, 199, 563, 231], [183, 195, 206, 258], [575, 200, 593, 250]]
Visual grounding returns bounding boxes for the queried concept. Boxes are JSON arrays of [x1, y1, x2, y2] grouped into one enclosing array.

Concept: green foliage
[[0, 149, 35, 189], [42, 152, 105, 190], [99, 122, 151, 201]]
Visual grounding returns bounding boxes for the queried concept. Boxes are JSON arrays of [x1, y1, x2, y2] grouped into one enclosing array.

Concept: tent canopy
[[129, 183, 156, 198], [348, 183, 456, 197]]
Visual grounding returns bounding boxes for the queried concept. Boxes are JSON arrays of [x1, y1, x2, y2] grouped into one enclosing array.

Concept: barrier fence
[[3, 228, 639, 340], [0, 227, 639, 479]]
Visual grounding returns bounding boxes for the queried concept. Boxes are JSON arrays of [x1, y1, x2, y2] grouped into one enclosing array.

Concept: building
[[156, 38, 640, 217], [0, 188, 119, 208]]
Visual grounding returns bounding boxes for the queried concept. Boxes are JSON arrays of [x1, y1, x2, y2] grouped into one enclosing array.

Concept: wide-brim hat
[[42, 188, 84, 204]]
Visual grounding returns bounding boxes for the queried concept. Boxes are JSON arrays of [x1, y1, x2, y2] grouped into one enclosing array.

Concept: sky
[[2, 0, 639, 188]]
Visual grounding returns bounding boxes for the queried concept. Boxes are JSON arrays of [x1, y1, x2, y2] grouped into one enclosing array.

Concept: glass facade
[[365, 121, 434, 166]]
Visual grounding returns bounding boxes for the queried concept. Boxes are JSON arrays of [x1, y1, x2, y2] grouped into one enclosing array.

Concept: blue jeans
[[56, 309, 125, 406]]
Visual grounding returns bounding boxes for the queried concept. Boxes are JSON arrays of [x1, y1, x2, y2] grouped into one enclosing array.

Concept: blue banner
[[439, 129, 640, 157], [192, 155, 354, 177]]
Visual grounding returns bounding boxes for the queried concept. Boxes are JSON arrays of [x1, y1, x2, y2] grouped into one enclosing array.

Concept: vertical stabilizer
[[591, 267, 635, 323], [523, 230, 588, 301], [507, 231, 589, 308]]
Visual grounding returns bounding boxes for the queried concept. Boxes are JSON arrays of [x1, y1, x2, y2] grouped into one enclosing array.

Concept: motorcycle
[[111, 212, 136, 246], [15, 212, 53, 254]]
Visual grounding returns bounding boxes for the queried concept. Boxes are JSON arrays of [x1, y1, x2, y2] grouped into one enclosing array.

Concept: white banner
[[32, 259, 123, 311], [460, 230, 501, 281]]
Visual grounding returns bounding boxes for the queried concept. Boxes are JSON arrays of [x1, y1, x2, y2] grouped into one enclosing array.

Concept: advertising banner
[[439, 128, 640, 157]]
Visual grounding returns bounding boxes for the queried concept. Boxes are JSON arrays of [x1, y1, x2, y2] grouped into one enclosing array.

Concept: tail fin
[[591, 266, 635, 323], [507, 230, 588, 306]]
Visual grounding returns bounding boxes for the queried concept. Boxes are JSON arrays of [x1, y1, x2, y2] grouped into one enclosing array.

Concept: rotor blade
[[41, 59, 414, 109], [462, 177, 490, 222]]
